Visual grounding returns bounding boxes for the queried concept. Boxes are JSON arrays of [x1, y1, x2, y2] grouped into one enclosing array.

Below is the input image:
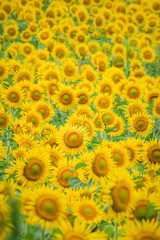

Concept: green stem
[[114, 222, 118, 240], [42, 227, 45, 240]]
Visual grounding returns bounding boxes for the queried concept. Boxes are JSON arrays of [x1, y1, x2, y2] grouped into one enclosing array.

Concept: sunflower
[[88, 41, 100, 56], [14, 67, 34, 83], [108, 67, 125, 85], [144, 88, 160, 103], [108, 116, 125, 137], [21, 186, 67, 229], [0, 195, 11, 240], [124, 100, 148, 118], [15, 147, 52, 188], [0, 10, 7, 24], [36, 49, 49, 62], [103, 171, 135, 221], [14, 133, 36, 149], [141, 47, 156, 63], [110, 143, 129, 169], [3, 85, 24, 108], [61, 58, 78, 82], [76, 6, 89, 25], [73, 105, 94, 118], [0, 60, 9, 81], [0, 111, 12, 130], [142, 139, 160, 165], [67, 114, 96, 140], [72, 198, 102, 225], [4, 24, 19, 39], [48, 145, 65, 167], [29, 84, 45, 102], [121, 138, 139, 166], [93, 113, 105, 131], [98, 77, 115, 96], [57, 124, 89, 155], [34, 100, 54, 122], [128, 189, 157, 221], [42, 66, 61, 82], [101, 110, 118, 128], [77, 80, 94, 93], [55, 219, 106, 240], [76, 89, 91, 106], [76, 43, 88, 60], [53, 85, 77, 111], [51, 158, 86, 191], [52, 43, 68, 61], [153, 97, 160, 118], [20, 43, 35, 57], [97, 56, 108, 73], [124, 219, 160, 240], [81, 65, 98, 83], [150, 0, 160, 13], [23, 110, 43, 128], [123, 83, 142, 101], [112, 54, 125, 69], [37, 28, 51, 44], [94, 93, 113, 112], [128, 112, 154, 137], [85, 145, 115, 184]]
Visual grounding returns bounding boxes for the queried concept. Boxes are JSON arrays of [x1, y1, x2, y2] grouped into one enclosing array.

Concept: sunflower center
[[10, 92, 19, 102], [65, 66, 74, 76], [104, 86, 110, 93], [67, 234, 83, 240], [79, 95, 86, 101], [129, 88, 138, 97], [58, 168, 75, 187], [80, 205, 98, 220], [64, 130, 82, 148], [103, 115, 112, 123], [25, 47, 31, 53], [0, 116, 5, 126], [114, 76, 120, 82], [24, 158, 43, 181], [144, 51, 151, 59], [33, 91, 40, 99], [112, 186, 130, 212], [60, 92, 72, 104], [30, 117, 36, 125], [51, 85, 58, 92], [148, 146, 160, 163], [36, 196, 57, 221], [99, 99, 109, 108], [92, 154, 108, 177], [135, 203, 148, 220], [113, 153, 122, 163], [134, 117, 148, 131]]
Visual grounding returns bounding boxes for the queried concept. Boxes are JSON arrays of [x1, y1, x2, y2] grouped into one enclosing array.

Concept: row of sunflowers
[[0, 0, 160, 239]]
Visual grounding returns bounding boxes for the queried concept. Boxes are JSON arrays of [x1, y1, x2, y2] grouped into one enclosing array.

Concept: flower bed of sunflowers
[[0, 0, 160, 239]]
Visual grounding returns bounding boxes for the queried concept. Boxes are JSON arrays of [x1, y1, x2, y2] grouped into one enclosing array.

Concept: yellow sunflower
[[85, 145, 115, 184], [15, 147, 52, 188], [53, 85, 78, 111], [57, 124, 89, 155], [0, 195, 11, 240], [124, 219, 160, 240], [94, 93, 113, 112], [128, 112, 154, 137], [141, 47, 156, 63], [3, 85, 24, 108], [0, 60, 9, 81], [34, 100, 55, 122], [55, 219, 106, 240], [124, 100, 148, 118], [72, 198, 103, 225], [21, 186, 67, 229], [0, 111, 12, 130], [108, 116, 125, 137], [123, 83, 143, 101], [51, 158, 86, 191], [142, 139, 160, 165], [61, 58, 78, 82], [153, 97, 160, 118]]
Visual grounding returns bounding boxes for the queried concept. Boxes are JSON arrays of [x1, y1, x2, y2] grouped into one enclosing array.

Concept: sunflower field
[[0, 0, 160, 239]]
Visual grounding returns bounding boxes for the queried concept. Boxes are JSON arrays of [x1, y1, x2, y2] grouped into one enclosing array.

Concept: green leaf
[[52, 228, 63, 235], [74, 162, 87, 170], [146, 204, 157, 219], [68, 177, 82, 189], [104, 225, 115, 239]]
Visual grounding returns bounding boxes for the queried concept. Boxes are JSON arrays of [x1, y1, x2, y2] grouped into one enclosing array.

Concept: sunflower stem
[[114, 222, 118, 240], [42, 227, 45, 240]]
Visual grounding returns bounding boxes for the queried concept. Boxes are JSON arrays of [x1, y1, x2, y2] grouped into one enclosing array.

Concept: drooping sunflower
[[57, 124, 89, 155], [21, 186, 67, 229], [128, 112, 154, 137], [53, 85, 78, 111]]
